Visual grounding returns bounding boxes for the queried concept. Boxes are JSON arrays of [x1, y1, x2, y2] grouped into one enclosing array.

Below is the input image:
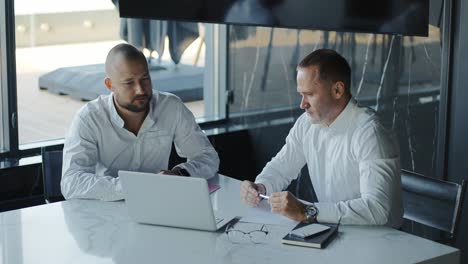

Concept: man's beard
[[122, 95, 151, 113]]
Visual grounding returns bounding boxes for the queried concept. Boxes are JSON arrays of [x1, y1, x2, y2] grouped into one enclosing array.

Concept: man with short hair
[[61, 43, 219, 201], [240, 49, 403, 227]]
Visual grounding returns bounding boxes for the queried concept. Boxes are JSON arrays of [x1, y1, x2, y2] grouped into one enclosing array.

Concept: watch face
[[308, 206, 317, 216]]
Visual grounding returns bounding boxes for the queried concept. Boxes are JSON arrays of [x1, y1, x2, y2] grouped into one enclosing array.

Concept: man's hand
[[269, 191, 307, 222], [240, 181, 266, 207], [159, 170, 181, 176]]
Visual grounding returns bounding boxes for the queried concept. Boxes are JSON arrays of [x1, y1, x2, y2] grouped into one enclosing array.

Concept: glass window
[[228, 25, 442, 177], [14, 0, 225, 146]]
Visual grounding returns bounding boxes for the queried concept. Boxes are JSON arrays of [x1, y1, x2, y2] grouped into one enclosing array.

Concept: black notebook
[[282, 223, 339, 249]]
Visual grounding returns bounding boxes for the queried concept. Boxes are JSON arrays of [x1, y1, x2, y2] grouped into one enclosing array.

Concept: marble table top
[[0, 175, 460, 264]]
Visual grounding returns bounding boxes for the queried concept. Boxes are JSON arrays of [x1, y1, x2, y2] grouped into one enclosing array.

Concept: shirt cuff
[[254, 179, 274, 196], [105, 178, 125, 201], [314, 202, 341, 224], [173, 164, 192, 176]]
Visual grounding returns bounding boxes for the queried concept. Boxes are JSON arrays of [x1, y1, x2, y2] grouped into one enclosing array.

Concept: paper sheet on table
[[240, 200, 299, 227]]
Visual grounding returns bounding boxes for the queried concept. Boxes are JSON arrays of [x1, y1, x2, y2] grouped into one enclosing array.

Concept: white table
[[0, 175, 460, 264]]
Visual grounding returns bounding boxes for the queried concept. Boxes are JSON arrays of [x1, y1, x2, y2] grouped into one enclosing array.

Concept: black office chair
[[41, 147, 65, 203], [401, 169, 466, 244], [285, 166, 317, 203]]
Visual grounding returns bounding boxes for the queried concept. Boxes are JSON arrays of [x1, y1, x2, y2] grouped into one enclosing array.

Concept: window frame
[[0, 0, 6, 153], [435, 0, 453, 178], [0, 0, 20, 159]]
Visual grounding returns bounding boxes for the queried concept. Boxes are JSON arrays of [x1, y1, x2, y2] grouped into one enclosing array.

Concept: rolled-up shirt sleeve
[[172, 100, 219, 179], [255, 115, 307, 195], [314, 123, 402, 226], [61, 114, 124, 201]]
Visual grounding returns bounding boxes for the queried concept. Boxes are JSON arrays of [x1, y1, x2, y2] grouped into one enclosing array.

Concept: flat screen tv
[[119, 0, 429, 36]]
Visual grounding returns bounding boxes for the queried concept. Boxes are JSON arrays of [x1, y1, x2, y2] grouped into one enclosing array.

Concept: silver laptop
[[119, 170, 236, 231]]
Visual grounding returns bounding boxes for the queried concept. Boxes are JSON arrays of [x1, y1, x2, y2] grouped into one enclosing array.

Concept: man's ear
[[332, 81, 345, 99], [104, 78, 113, 91]]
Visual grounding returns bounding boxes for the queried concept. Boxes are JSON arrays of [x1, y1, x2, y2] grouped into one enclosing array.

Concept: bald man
[[61, 43, 219, 201]]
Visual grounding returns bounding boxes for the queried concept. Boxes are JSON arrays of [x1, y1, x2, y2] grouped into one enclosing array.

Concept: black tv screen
[[119, 0, 429, 36]]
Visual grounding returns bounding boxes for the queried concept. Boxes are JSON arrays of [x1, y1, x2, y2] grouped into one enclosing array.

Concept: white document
[[240, 200, 299, 227], [289, 223, 330, 238]]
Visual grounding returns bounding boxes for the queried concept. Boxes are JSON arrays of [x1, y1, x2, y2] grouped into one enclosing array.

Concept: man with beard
[[61, 43, 219, 201]]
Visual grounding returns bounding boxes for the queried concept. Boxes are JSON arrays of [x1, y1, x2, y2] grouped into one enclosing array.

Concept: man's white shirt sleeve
[[61, 115, 125, 201], [61, 93, 219, 201], [172, 101, 219, 178], [255, 104, 402, 227], [255, 116, 307, 196], [314, 122, 401, 226]]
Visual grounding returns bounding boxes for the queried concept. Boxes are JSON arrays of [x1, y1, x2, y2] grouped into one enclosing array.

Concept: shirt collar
[[324, 98, 357, 134], [108, 94, 125, 128]]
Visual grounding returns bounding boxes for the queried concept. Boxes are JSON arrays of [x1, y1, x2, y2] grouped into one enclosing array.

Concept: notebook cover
[[282, 223, 339, 249], [208, 183, 220, 193]]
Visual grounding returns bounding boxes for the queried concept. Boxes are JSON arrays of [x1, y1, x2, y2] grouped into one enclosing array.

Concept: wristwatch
[[304, 204, 319, 223]]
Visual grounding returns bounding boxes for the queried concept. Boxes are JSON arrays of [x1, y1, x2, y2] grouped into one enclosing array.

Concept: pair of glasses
[[225, 222, 269, 244]]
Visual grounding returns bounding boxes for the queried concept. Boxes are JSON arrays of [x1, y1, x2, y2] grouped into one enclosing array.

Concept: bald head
[[105, 43, 148, 78], [103, 43, 153, 115]]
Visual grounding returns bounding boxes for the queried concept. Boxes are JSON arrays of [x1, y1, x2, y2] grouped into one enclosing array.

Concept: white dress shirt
[[61, 91, 219, 201], [255, 100, 403, 227]]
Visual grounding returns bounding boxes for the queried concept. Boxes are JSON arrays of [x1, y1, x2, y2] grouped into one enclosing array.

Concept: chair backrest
[[41, 148, 65, 203], [293, 166, 317, 203], [401, 169, 466, 239]]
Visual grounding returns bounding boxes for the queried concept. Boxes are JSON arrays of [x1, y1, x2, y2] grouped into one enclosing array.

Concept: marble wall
[[228, 26, 442, 177]]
